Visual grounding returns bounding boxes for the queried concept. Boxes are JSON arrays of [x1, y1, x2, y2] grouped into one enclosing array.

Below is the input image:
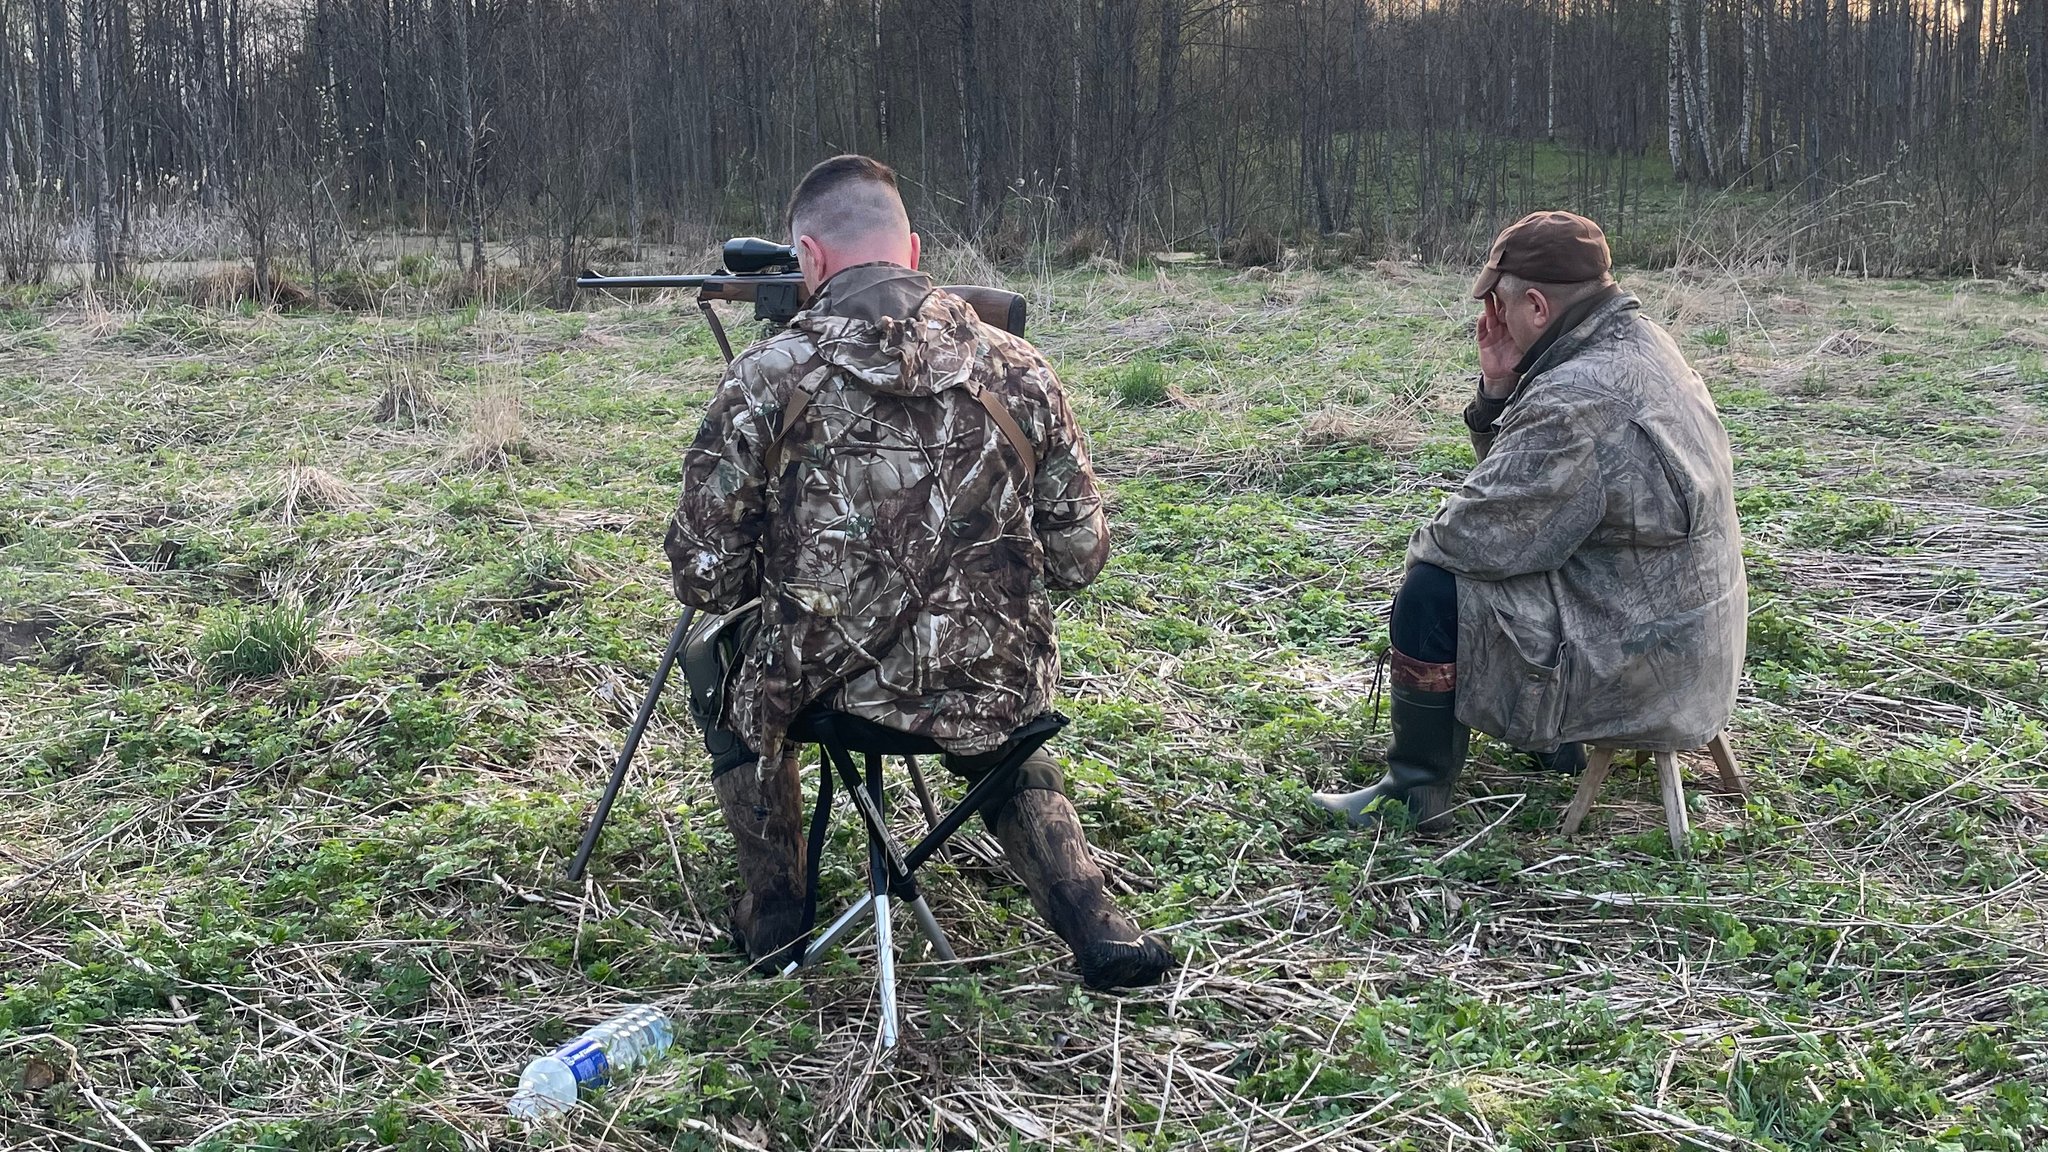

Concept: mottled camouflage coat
[[1409, 293, 1747, 751], [666, 263, 1108, 769]]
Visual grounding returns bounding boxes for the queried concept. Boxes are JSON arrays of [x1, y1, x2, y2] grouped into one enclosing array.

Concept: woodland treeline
[[3, 0, 2046, 292]]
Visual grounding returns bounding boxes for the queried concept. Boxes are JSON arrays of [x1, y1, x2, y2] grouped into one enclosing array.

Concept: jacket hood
[[788, 262, 986, 397]]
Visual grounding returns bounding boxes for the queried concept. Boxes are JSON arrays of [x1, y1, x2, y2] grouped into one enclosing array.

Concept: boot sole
[[1078, 934, 1176, 990]]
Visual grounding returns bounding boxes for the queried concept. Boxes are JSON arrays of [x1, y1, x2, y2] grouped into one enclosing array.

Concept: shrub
[[1221, 228, 1282, 268], [1059, 226, 1109, 267], [182, 266, 312, 309], [0, 194, 57, 284]]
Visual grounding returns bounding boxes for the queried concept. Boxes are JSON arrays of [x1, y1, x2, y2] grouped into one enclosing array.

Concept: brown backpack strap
[[973, 387, 1037, 480]]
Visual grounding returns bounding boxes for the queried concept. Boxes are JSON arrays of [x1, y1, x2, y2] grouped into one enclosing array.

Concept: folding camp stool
[[778, 709, 1066, 1049], [1560, 732, 1748, 860]]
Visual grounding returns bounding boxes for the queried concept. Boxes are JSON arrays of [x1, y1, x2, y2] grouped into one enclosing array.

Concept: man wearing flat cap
[[1314, 211, 1746, 831]]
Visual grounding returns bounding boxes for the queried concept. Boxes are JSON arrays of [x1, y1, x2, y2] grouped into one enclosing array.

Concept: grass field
[[3, 261, 2046, 1151]]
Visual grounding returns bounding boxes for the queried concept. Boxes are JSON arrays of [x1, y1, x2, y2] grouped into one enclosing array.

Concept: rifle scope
[[723, 237, 800, 276]]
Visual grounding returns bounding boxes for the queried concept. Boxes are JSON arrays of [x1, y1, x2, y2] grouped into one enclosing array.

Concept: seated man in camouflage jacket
[[665, 154, 1174, 990], [1315, 211, 1747, 831]]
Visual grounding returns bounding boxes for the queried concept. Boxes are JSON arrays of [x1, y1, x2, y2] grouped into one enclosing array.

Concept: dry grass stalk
[[183, 265, 312, 309], [921, 238, 1003, 289], [1299, 404, 1425, 453], [449, 382, 541, 471], [78, 284, 120, 339], [372, 362, 445, 427], [269, 465, 367, 525]]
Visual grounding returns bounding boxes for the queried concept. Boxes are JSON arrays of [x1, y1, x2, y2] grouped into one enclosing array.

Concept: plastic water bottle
[[507, 1005, 674, 1118]]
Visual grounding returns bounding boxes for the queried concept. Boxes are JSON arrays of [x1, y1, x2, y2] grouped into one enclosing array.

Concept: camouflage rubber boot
[[990, 783, 1175, 991], [711, 750, 807, 971], [1312, 664, 1470, 834]]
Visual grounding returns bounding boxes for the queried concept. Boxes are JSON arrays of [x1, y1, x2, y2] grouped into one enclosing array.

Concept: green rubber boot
[[1312, 675, 1469, 834]]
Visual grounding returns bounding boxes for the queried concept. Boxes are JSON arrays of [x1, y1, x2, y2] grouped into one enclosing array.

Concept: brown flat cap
[[1470, 211, 1612, 299]]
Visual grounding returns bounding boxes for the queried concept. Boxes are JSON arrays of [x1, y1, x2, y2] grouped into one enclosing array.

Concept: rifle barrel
[[574, 272, 715, 290]]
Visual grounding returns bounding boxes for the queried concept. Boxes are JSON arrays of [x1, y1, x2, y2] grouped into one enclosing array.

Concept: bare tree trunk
[[447, 0, 484, 277], [1740, 0, 1758, 179], [2033, 0, 2048, 146], [1960, 0, 1983, 96], [955, 0, 979, 234], [0, 3, 21, 192], [1684, 0, 1720, 183], [78, 0, 115, 281], [625, 73, 639, 259], [1668, 0, 1687, 178], [1149, 0, 1181, 235], [207, 0, 230, 207], [1545, 0, 1557, 141], [1067, 10, 1079, 201], [872, 0, 887, 150]]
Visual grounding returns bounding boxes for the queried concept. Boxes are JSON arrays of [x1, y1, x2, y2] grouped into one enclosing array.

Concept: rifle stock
[[942, 285, 1029, 337]]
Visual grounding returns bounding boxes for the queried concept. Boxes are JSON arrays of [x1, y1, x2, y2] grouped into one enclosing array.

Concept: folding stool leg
[[788, 894, 878, 975], [1654, 750, 1691, 860], [865, 754, 900, 1049], [897, 757, 956, 960], [1560, 746, 1619, 836], [909, 896, 956, 962], [1707, 732, 1748, 796], [904, 755, 942, 831]]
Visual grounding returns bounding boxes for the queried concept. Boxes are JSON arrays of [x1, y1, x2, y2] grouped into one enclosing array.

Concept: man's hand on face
[[1477, 293, 1521, 399]]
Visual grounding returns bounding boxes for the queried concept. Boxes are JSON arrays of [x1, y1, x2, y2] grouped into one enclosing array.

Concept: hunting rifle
[[574, 236, 1027, 358], [564, 239, 1029, 883]]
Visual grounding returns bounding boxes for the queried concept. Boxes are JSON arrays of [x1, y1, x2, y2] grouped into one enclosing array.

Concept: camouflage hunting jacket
[[1408, 293, 1747, 752], [665, 263, 1108, 769]]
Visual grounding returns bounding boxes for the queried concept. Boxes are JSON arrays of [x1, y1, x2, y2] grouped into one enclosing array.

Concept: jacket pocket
[[1477, 605, 1571, 751]]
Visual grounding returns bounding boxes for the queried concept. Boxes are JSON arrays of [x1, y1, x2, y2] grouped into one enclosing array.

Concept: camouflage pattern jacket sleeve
[[663, 356, 783, 613], [1417, 388, 1605, 583], [1463, 385, 1512, 463], [1029, 369, 1109, 591]]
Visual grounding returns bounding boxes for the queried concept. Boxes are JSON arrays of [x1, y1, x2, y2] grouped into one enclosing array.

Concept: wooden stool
[[1560, 733, 1747, 860]]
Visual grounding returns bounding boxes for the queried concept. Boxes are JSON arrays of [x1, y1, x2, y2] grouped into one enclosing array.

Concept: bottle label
[[556, 1038, 610, 1086]]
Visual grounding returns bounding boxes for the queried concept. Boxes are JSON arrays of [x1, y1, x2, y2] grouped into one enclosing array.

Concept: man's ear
[[796, 234, 826, 291], [907, 232, 921, 272], [1524, 286, 1551, 328]]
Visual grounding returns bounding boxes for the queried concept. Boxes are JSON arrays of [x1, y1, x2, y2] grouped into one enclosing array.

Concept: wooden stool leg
[[1654, 751, 1691, 859], [1707, 732, 1748, 796], [1561, 746, 1619, 836]]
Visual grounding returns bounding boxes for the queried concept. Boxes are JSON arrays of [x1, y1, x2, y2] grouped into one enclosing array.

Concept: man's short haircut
[[1497, 270, 1614, 310], [787, 154, 910, 248]]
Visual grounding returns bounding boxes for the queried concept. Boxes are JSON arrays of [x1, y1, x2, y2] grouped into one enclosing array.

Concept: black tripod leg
[[566, 607, 694, 883]]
